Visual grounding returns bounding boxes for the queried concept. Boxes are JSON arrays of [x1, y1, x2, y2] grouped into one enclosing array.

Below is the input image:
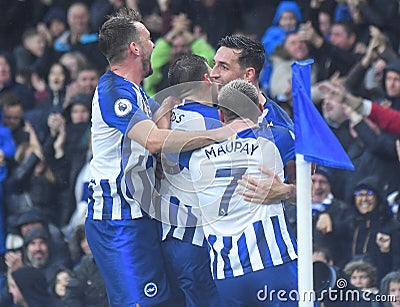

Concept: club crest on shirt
[[114, 98, 132, 116], [144, 282, 158, 297]]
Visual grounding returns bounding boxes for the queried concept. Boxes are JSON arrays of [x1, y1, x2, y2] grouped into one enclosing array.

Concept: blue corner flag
[[291, 60, 354, 170]]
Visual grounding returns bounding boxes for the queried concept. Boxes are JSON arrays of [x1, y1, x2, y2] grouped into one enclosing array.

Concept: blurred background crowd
[[0, 0, 400, 306]]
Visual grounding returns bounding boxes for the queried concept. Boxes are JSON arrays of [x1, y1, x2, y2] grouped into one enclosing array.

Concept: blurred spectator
[[261, 1, 302, 57], [346, 0, 400, 54], [4, 110, 69, 229], [59, 51, 88, 82], [1, 93, 41, 151], [0, 52, 35, 111], [64, 224, 108, 306], [68, 225, 91, 266], [344, 25, 398, 102], [319, 82, 400, 202], [269, 31, 316, 117], [62, 139, 91, 239], [311, 165, 349, 266], [334, 0, 352, 22], [51, 267, 72, 301], [73, 65, 100, 96], [299, 20, 363, 82], [21, 226, 71, 284], [37, 7, 68, 48], [12, 27, 55, 80], [54, 2, 108, 71], [9, 266, 63, 307], [59, 93, 91, 226], [13, 208, 71, 268], [312, 244, 334, 265], [65, 254, 108, 307], [44, 62, 71, 111], [380, 270, 400, 307], [342, 176, 400, 281], [259, 1, 302, 93], [144, 13, 215, 97], [320, 81, 400, 137], [381, 59, 400, 111], [24, 62, 71, 144], [64, 65, 100, 104], [344, 259, 379, 294], [306, 0, 336, 41]]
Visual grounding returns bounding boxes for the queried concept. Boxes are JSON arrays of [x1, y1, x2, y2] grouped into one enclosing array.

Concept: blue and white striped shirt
[[87, 70, 159, 220], [158, 100, 221, 246], [187, 125, 298, 279]]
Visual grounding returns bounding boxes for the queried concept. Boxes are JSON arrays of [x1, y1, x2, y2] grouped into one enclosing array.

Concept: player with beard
[[85, 8, 252, 307]]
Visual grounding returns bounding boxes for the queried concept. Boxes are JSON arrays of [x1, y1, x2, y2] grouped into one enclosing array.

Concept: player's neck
[[249, 79, 265, 107], [111, 61, 143, 86], [258, 90, 266, 107]]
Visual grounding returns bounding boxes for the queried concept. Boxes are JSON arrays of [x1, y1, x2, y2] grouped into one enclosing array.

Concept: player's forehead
[[214, 46, 240, 64]]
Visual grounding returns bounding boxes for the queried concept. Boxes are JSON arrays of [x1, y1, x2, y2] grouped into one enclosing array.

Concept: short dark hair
[[168, 54, 209, 86], [98, 8, 142, 65], [312, 244, 333, 264], [334, 21, 356, 38], [218, 35, 265, 79], [0, 92, 23, 109]]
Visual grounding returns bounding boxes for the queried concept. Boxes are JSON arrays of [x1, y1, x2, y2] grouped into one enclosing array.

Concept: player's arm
[[237, 126, 297, 205], [237, 165, 296, 205], [151, 96, 181, 129], [127, 118, 253, 154]]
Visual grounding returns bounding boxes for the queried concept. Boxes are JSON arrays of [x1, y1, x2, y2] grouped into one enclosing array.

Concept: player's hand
[[237, 167, 292, 204]]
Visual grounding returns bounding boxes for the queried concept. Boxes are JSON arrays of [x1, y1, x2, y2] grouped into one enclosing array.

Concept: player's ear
[[203, 73, 212, 85], [129, 42, 140, 55], [218, 109, 225, 123], [245, 67, 255, 82]]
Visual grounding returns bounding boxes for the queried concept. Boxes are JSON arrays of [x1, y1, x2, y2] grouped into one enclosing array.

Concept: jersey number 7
[[215, 167, 247, 216]]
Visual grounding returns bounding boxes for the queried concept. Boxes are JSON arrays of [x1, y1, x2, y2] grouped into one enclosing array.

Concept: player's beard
[[142, 58, 153, 78]]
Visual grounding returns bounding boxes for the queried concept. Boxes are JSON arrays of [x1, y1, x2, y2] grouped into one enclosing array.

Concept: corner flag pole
[[296, 153, 313, 306]]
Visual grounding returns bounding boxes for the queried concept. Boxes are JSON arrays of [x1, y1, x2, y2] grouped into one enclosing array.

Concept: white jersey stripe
[[265, 216, 284, 266], [278, 214, 298, 260]]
